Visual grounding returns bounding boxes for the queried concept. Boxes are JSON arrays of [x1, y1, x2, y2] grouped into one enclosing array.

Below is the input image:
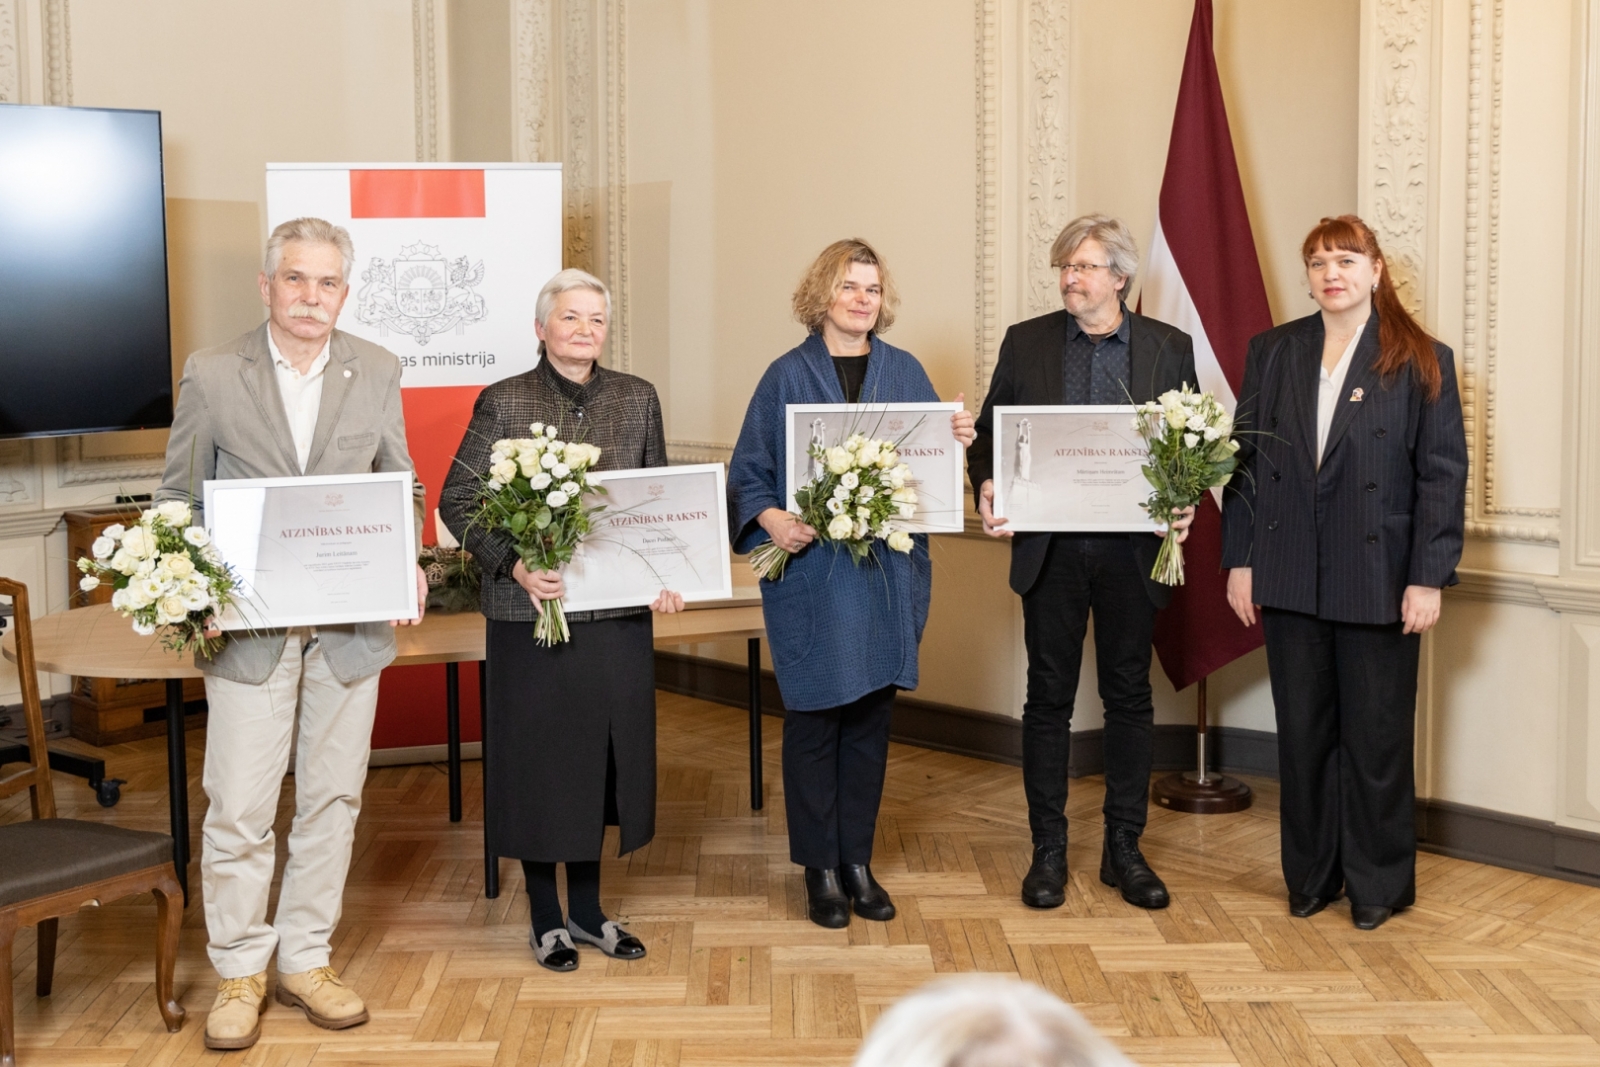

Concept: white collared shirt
[[1316, 325, 1364, 468], [266, 330, 331, 473]]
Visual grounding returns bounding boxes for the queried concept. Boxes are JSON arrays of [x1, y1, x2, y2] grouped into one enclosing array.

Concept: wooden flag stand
[[1152, 676, 1252, 813]]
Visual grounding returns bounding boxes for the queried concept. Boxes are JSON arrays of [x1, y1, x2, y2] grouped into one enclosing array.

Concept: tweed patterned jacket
[[1220, 312, 1467, 624], [439, 357, 668, 623]]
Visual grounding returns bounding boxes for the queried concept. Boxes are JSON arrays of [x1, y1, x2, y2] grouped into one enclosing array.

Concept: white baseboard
[[368, 742, 482, 767]]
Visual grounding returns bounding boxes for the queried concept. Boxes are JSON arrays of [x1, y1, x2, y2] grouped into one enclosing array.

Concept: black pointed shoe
[[1099, 826, 1170, 910], [1288, 892, 1336, 919], [1021, 843, 1068, 909], [804, 867, 851, 928], [839, 864, 896, 921], [1351, 904, 1394, 931]]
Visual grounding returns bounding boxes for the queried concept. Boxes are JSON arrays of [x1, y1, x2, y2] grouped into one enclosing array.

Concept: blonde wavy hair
[[791, 238, 900, 335]]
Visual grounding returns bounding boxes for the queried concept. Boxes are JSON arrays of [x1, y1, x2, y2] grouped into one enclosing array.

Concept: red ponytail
[[1301, 215, 1442, 401]]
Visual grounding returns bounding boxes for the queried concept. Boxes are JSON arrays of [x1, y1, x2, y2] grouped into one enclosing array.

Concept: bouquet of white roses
[[466, 421, 604, 645], [76, 500, 240, 659], [1131, 385, 1241, 586], [750, 432, 918, 581]]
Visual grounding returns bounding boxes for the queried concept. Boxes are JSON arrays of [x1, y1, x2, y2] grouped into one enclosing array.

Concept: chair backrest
[[0, 577, 57, 819]]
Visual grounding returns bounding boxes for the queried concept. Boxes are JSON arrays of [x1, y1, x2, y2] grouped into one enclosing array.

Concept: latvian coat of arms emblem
[[356, 242, 488, 345]]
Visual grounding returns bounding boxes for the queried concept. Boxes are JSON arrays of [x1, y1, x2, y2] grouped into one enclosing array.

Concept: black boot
[[1021, 843, 1067, 909], [1099, 826, 1169, 909], [839, 864, 896, 921], [804, 867, 851, 928]]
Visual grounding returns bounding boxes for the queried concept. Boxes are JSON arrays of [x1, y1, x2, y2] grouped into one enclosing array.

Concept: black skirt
[[484, 613, 657, 861]]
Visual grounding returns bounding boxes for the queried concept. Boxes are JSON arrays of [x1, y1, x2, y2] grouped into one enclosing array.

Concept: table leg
[[481, 659, 498, 899], [164, 679, 189, 905], [748, 637, 763, 812], [445, 662, 462, 823]]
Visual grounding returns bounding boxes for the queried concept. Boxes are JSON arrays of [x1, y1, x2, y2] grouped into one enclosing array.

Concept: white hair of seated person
[[852, 976, 1136, 1067]]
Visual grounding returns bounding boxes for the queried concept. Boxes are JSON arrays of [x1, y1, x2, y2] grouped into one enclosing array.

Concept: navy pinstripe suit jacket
[[1219, 313, 1467, 625]]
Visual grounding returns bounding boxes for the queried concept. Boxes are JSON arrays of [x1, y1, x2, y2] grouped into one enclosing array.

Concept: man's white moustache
[[288, 303, 331, 323]]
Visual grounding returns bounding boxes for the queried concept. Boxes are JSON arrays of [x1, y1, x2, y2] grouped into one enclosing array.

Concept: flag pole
[[1152, 675, 1252, 813]]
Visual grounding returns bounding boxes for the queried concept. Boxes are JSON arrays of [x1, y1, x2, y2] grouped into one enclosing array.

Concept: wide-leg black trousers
[[1262, 608, 1420, 909], [782, 685, 896, 869]]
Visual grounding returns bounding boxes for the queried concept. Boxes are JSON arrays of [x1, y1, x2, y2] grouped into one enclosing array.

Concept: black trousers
[[1262, 608, 1419, 909], [1021, 534, 1158, 845], [782, 685, 896, 868]]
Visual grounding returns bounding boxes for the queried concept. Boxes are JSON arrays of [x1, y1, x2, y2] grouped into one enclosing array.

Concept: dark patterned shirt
[[1063, 304, 1133, 405], [439, 356, 668, 622]]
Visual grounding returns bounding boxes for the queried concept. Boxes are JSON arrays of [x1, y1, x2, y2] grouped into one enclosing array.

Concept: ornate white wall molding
[[512, 0, 553, 162], [1024, 0, 1070, 320], [973, 0, 1000, 396], [54, 438, 164, 488], [0, 0, 19, 104], [412, 0, 440, 162], [0, 441, 39, 512], [0, 512, 63, 541], [603, 0, 630, 373], [43, 0, 68, 105], [666, 440, 733, 467], [1363, 0, 1431, 317], [1573, 0, 1600, 570], [560, 0, 596, 275]]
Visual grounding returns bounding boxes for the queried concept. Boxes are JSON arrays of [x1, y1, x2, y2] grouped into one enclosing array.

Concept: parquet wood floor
[[6, 692, 1600, 1065]]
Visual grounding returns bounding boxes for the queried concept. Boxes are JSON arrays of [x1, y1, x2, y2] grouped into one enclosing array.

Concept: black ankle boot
[[839, 864, 896, 921], [1021, 843, 1067, 909], [1099, 826, 1170, 909], [804, 867, 851, 928]]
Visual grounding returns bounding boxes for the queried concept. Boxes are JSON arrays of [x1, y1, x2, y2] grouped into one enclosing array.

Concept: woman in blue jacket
[[728, 239, 974, 928]]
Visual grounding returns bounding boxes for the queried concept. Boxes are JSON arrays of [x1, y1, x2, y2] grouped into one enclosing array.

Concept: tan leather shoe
[[275, 965, 370, 1030], [204, 972, 267, 1051]]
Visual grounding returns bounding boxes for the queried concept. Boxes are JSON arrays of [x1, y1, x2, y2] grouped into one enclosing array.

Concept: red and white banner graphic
[[1139, 0, 1270, 690]]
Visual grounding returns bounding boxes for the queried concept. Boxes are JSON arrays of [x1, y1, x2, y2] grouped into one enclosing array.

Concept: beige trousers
[[200, 629, 380, 977]]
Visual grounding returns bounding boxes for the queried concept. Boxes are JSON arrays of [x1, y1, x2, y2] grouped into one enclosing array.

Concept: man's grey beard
[[288, 303, 331, 324]]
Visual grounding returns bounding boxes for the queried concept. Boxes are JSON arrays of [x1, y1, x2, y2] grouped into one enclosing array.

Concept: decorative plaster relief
[[604, 0, 630, 373], [43, 0, 68, 106], [0, 440, 39, 510], [973, 0, 999, 396], [513, 0, 553, 162], [0, 0, 19, 104], [562, 0, 596, 275], [1025, 0, 1070, 319], [55, 437, 165, 488], [413, 0, 440, 162], [666, 440, 733, 467]]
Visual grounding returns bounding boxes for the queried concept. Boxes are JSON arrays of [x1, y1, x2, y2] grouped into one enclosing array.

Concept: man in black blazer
[[969, 215, 1197, 911]]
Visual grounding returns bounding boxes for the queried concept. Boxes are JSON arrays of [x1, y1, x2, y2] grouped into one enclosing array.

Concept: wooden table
[[3, 596, 766, 903]]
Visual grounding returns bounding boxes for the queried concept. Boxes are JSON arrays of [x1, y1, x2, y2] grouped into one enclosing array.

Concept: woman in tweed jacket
[[728, 240, 975, 929], [440, 269, 682, 971]]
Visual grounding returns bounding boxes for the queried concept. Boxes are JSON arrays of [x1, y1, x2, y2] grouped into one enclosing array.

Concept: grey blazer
[[155, 323, 425, 685]]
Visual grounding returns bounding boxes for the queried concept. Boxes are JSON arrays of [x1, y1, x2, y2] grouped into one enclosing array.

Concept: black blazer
[[969, 308, 1198, 605], [1219, 312, 1467, 625]]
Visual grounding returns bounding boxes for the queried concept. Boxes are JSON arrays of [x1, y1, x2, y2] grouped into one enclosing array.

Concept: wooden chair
[[0, 578, 183, 1067]]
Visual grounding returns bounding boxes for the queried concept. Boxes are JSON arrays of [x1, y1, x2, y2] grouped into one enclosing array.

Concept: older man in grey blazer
[[155, 217, 426, 1051]]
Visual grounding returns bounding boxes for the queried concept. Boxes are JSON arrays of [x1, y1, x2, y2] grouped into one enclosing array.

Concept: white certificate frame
[[204, 470, 420, 629], [784, 403, 964, 534], [560, 463, 734, 612], [992, 405, 1158, 533]]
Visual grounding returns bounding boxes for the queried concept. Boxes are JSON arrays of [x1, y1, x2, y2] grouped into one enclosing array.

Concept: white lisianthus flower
[[1131, 417, 1143, 432], [545, 425, 558, 438], [856, 506, 870, 518], [552, 462, 571, 479], [77, 557, 93, 573], [827, 515, 855, 539], [827, 498, 846, 515], [184, 527, 211, 548], [529, 422, 545, 435], [138, 577, 164, 600], [858, 487, 875, 501], [540, 451, 559, 470], [103, 523, 126, 540], [1183, 432, 1200, 449], [79, 574, 100, 591], [531, 472, 553, 490], [1186, 414, 1207, 432], [546, 490, 570, 507], [832, 485, 851, 501], [492, 459, 519, 482], [840, 471, 860, 490], [854, 519, 869, 539], [109, 549, 134, 574], [135, 559, 156, 578], [92, 536, 116, 559], [120, 526, 153, 558], [846, 433, 867, 452], [891, 486, 918, 504], [487, 477, 505, 491], [560, 481, 579, 495], [181, 586, 210, 611], [887, 529, 914, 553], [825, 447, 853, 475], [548, 440, 566, 453], [132, 619, 157, 637], [111, 589, 129, 610], [897, 503, 915, 518], [1202, 425, 1222, 441]]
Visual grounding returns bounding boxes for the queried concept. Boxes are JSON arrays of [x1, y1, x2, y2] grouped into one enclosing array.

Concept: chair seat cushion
[[0, 819, 174, 907]]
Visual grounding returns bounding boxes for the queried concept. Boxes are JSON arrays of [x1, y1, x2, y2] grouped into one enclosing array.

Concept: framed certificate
[[561, 463, 734, 612], [205, 471, 420, 629], [784, 403, 965, 533], [992, 406, 1157, 532]]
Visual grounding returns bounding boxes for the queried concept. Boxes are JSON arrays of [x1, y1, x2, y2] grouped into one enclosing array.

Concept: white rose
[[182, 586, 210, 611], [840, 471, 860, 490], [157, 596, 188, 624], [546, 490, 570, 508], [887, 530, 914, 553], [135, 559, 156, 578], [561, 481, 579, 495], [827, 515, 855, 540], [857, 443, 881, 467], [854, 519, 869, 539], [891, 486, 918, 504], [514, 457, 536, 479], [545, 425, 558, 438], [487, 477, 505, 491], [540, 451, 559, 470], [155, 500, 192, 526], [120, 527, 152, 558], [164, 554, 196, 579], [184, 527, 211, 548], [548, 440, 566, 452], [516, 437, 541, 453], [92, 536, 116, 559], [552, 462, 571, 479], [1183, 432, 1200, 449], [897, 503, 915, 518], [877, 448, 898, 469], [825, 447, 853, 475], [110, 588, 129, 610], [563, 443, 588, 468], [489, 450, 508, 466], [103, 523, 126, 540], [846, 433, 866, 452], [110, 549, 135, 574], [79, 574, 101, 592], [1158, 389, 1182, 407], [492, 459, 519, 483], [493, 438, 514, 453], [1130, 417, 1143, 432], [827, 498, 845, 515], [531, 472, 553, 490], [584, 444, 603, 466], [132, 619, 157, 637], [529, 422, 544, 435], [857, 487, 875, 501]]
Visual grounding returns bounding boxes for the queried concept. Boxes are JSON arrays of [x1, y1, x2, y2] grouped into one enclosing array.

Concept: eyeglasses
[[1058, 262, 1112, 276]]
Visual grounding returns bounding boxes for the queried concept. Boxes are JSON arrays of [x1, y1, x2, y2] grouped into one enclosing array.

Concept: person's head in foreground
[[853, 976, 1137, 1067]]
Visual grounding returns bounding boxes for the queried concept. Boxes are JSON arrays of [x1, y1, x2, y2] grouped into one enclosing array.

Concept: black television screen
[[0, 105, 173, 439]]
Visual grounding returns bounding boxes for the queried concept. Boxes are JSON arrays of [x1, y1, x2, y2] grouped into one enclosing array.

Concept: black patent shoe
[[1351, 904, 1394, 931], [1021, 843, 1067, 909], [1288, 891, 1337, 919], [804, 867, 851, 928], [568, 918, 647, 959], [531, 928, 579, 972], [839, 864, 896, 921], [1099, 826, 1170, 910]]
